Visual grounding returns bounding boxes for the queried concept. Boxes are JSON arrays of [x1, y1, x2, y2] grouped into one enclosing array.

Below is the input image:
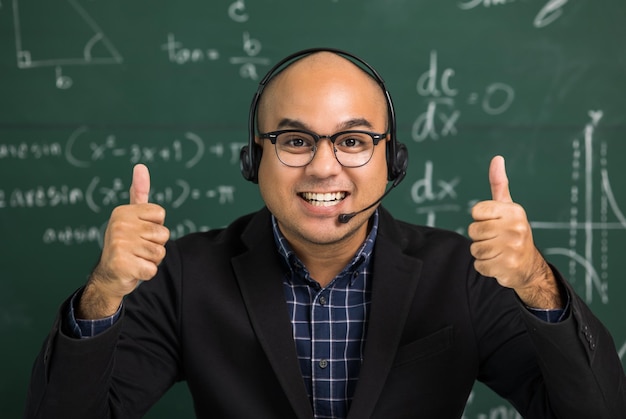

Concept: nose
[[305, 138, 342, 178]]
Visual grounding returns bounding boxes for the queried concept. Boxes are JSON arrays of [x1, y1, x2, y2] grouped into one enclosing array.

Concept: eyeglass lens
[[274, 131, 377, 167]]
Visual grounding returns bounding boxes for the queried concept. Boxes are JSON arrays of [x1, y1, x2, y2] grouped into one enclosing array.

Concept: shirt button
[[319, 359, 329, 369], [319, 296, 327, 306]]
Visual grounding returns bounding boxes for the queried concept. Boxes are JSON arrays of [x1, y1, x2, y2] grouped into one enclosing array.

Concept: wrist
[[516, 260, 563, 309], [77, 280, 123, 319]]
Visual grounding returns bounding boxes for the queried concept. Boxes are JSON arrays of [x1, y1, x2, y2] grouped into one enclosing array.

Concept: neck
[[286, 226, 368, 288], [295, 247, 355, 288]]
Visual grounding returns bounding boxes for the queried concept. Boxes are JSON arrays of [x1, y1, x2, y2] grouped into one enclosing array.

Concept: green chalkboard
[[1, 1, 625, 417]]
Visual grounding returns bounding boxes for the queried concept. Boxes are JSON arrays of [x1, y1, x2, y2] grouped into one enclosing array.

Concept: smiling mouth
[[300, 192, 347, 207]]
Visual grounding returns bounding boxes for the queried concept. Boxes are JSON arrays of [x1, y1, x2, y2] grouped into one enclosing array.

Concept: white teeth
[[301, 192, 346, 206]]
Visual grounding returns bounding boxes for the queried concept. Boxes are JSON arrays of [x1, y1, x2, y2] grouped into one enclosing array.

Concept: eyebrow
[[276, 118, 375, 132]]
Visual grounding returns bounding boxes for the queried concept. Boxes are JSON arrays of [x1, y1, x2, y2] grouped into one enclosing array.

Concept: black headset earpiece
[[391, 142, 408, 186], [239, 142, 261, 183], [240, 47, 408, 185]]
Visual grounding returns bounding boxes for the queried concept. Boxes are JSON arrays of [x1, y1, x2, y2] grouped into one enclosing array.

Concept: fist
[[468, 156, 543, 290], [91, 164, 170, 299]]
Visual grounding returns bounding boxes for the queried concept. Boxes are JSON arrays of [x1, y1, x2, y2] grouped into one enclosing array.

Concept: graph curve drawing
[[531, 110, 625, 304]]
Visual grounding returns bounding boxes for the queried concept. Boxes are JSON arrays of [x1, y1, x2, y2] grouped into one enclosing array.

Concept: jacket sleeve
[[472, 265, 626, 419], [517, 277, 626, 418], [24, 242, 184, 419], [24, 296, 125, 418]]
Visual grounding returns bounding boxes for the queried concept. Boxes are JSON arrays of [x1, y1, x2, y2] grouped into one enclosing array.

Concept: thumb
[[489, 155, 513, 202], [129, 164, 150, 205]]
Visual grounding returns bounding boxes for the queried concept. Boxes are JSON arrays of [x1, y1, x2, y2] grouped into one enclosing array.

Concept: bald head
[[256, 51, 388, 133]]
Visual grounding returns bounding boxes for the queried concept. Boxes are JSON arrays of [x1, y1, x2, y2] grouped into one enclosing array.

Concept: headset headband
[[240, 47, 406, 184]]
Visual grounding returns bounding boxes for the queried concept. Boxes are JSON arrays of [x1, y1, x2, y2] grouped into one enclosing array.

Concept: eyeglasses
[[259, 129, 386, 168]]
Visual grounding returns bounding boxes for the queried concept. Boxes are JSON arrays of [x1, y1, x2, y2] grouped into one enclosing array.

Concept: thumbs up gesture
[[468, 156, 562, 309], [78, 164, 170, 319]]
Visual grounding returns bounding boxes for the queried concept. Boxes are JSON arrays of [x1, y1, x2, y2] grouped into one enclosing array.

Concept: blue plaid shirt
[[272, 211, 378, 419]]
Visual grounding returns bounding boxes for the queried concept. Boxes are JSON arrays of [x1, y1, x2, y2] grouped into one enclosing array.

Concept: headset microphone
[[337, 171, 405, 224]]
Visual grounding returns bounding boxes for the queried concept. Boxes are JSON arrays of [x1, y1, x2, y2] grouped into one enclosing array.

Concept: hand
[[468, 156, 562, 309], [78, 164, 170, 319]]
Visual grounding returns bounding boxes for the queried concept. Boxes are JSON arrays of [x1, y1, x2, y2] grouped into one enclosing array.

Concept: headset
[[240, 47, 408, 186]]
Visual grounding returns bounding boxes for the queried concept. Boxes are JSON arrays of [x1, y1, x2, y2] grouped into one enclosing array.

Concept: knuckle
[[106, 235, 129, 255], [142, 222, 168, 243], [110, 205, 125, 218], [148, 203, 167, 221], [512, 219, 528, 235], [469, 242, 481, 258], [471, 202, 486, 218], [467, 222, 477, 238], [147, 222, 162, 237], [511, 203, 527, 217], [139, 268, 157, 281], [157, 206, 167, 220], [473, 260, 488, 276], [504, 254, 521, 271], [157, 225, 171, 242], [509, 233, 526, 251], [139, 262, 158, 280], [145, 242, 164, 260], [154, 243, 167, 261]]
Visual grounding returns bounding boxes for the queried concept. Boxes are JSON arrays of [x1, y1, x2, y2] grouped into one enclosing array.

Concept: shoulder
[[160, 208, 275, 275], [170, 207, 270, 253], [377, 206, 471, 256]]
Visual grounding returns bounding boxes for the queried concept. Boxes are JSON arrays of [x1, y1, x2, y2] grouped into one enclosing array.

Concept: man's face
[[256, 53, 389, 249]]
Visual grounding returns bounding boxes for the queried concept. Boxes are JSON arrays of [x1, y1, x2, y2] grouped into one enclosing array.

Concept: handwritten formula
[[458, 0, 569, 28], [412, 50, 515, 142]]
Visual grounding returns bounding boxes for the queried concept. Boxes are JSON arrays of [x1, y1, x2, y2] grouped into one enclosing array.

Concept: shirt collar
[[271, 210, 379, 285]]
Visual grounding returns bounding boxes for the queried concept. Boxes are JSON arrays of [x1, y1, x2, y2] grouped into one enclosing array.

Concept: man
[[26, 49, 625, 418]]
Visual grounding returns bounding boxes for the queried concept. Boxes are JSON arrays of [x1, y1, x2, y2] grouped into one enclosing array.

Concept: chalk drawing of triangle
[[13, 0, 123, 69]]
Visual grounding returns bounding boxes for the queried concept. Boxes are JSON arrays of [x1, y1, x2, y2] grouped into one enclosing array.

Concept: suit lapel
[[231, 208, 423, 418], [348, 210, 424, 418], [231, 209, 314, 419]]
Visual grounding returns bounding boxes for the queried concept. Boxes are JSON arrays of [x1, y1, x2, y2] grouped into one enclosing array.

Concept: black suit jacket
[[25, 207, 626, 418]]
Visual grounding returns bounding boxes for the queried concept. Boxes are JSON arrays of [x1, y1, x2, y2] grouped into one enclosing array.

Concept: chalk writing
[[162, 33, 220, 64], [0, 179, 236, 213], [409, 111, 622, 306], [457, 0, 569, 28], [227, 0, 270, 79], [42, 224, 104, 246], [412, 50, 514, 142], [55, 66, 73, 89], [228, 31, 270, 80], [0, 128, 245, 167], [411, 161, 461, 205], [228, 0, 249, 23], [65, 126, 206, 168], [163, 1, 269, 80], [410, 160, 475, 233], [534, 0, 569, 28], [0, 185, 84, 209], [458, 0, 515, 10], [86, 177, 236, 213], [162, 31, 269, 80], [530, 111, 624, 304], [12, 0, 123, 88], [41, 218, 212, 246], [0, 141, 63, 159], [168, 219, 212, 240]]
